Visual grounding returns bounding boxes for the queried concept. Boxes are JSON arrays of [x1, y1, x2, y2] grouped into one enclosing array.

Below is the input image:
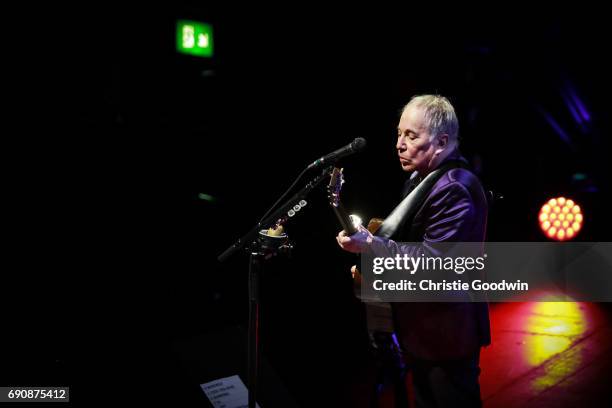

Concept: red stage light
[[539, 197, 583, 241]]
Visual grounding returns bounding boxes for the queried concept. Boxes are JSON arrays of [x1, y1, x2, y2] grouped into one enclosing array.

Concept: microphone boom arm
[[217, 166, 333, 262]]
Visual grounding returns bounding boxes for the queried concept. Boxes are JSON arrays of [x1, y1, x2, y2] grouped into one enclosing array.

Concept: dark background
[[4, 3, 612, 406]]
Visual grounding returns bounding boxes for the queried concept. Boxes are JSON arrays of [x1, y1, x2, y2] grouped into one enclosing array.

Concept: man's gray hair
[[403, 95, 459, 142]]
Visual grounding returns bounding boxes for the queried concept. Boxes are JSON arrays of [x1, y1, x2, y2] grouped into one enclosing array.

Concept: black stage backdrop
[[4, 3, 612, 406]]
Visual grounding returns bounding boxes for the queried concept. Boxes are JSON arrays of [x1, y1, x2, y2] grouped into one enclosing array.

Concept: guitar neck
[[327, 167, 358, 236], [333, 202, 358, 235]]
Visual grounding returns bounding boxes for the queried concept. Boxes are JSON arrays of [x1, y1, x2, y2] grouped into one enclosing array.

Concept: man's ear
[[434, 134, 449, 155]]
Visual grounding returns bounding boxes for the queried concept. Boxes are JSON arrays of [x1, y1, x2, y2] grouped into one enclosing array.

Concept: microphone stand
[[218, 165, 333, 408]]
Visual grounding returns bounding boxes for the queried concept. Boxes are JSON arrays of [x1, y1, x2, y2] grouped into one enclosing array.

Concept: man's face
[[396, 105, 438, 174]]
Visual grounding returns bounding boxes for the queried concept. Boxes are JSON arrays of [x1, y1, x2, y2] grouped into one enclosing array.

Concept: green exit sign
[[176, 20, 213, 57]]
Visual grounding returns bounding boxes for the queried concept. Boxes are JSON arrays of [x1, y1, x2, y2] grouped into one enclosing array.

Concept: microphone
[[307, 137, 367, 170]]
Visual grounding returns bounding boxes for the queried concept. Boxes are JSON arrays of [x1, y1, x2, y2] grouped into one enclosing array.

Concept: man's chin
[[401, 163, 416, 172]]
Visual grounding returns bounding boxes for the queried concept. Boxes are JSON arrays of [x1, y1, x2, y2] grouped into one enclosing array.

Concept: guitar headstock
[[327, 167, 345, 208]]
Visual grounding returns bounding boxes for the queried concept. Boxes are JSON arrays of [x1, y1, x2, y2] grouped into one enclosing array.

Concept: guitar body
[[352, 218, 395, 334]]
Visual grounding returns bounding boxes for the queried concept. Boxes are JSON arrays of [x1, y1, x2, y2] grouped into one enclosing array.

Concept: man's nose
[[396, 136, 407, 152]]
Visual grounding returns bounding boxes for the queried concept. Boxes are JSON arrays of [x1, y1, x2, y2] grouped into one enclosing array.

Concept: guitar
[[327, 167, 393, 333], [328, 167, 430, 407]]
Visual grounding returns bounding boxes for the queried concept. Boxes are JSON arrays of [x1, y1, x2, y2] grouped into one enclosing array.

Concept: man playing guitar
[[336, 95, 490, 408]]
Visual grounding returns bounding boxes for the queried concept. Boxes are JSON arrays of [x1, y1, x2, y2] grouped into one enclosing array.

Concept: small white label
[[200, 375, 261, 408]]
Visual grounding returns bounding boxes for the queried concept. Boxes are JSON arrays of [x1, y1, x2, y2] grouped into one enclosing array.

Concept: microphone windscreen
[[352, 137, 367, 151]]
